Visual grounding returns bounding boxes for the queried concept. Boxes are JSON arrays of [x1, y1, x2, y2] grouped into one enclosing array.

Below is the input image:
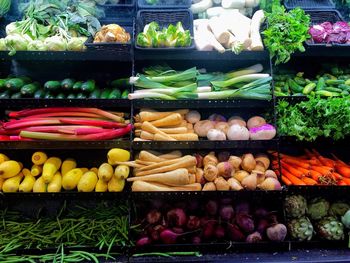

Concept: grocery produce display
[[93, 24, 131, 44], [0, 148, 130, 192]]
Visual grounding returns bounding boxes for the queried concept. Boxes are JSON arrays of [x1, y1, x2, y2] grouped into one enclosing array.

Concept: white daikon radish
[[196, 24, 225, 52], [221, 0, 245, 9], [191, 0, 213, 14], [194, 19, 209, 29], [208, 16, 231, 44], [250, 10, 265, 51], [194, 28, 214, 51], [206, 7, 225, 18], [223, 32, 236, 49]]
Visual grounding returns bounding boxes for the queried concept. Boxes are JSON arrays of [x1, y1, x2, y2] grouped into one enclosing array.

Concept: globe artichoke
[[288, 217, 314, 241], [284, 195, 307, 219], [329, 202, 350, 217], [307, 198, 329, 221], [316, 216, 344, 241], [341, 209, 350, 229]]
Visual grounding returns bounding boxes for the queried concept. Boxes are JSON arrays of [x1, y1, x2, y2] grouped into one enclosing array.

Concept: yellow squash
[[3, 173, 23, 192], [114, 164, 130, 180], [47, 172, 62, 193], [32, 151, 48, 165], [22, 168, 32, 177], [107, 148, 130, 165], [19, 173, 36, 192], [61, 158, 77, 176], [62, 168, 83, 190], [79, 168, 89, 174], [31, 164, 42, 177], [108, 176, 125, 192], [90, 167, 98, 174], [98, 163, 114, 182], [77, 171, 98, 192], [0, 153, 9, 164], [0, 177, 4, 191], [33, 176, 47, 193], [42, 157, 62, 183], [0, 160, 21, 179], [95, 179, 108, 192]]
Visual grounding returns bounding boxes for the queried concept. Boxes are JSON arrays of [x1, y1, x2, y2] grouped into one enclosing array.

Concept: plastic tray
[[306, 10, 348, 47], [138, 0, 191, 9], [284, 0, 335, 10], [135, 9, 195, 51], [97, 0, 135, 21]]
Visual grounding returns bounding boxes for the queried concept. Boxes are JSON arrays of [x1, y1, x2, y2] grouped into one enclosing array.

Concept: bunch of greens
[[263, 5, 310, 65], [276, 96, 350, 141], [136, 21, 191, 48]]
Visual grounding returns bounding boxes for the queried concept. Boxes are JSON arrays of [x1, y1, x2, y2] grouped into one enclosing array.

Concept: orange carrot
[[281, 161, 303, 178], [305, 149, 316, 158], [340, 177, 350, 185], [310, 166, 333, 175], [318, 156, 335, 168], [336, 165, 350, 178], [331, 172, 343, 181], [282, 175, 292, 186], [296, 167, 310, 176], [282, 168, 306, 185], [309, 170, 322, 181], [282, 158, 310, 169], [331, 153, 348, 166], [308, 158, 322, 166], [337, 180, 348, 186], [301, 177, 317, 185]]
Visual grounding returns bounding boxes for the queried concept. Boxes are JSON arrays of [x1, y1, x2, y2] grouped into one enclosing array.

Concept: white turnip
[[266, 224, 287, 242]]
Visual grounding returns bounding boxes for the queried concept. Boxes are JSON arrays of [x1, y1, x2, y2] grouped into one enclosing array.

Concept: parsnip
[[150, 113, 183, 127], [158, 151, 182, 159], [158, 127, 188, 134], [140, 131, 154, 140], [138, 156, 191, 171], [132, 181, 175, 191], [139, 151, 165, 162], [208, 16, 231, 44], [154, 133, 176, 141], [169, 133, 199, 141], [141, 122, 175, 141], [127, 168, 189, 186]]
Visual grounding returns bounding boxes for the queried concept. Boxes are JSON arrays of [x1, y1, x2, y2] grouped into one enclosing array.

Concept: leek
[[136, 67, 197, 85], [225, 64, 264, 79], [128, 93, 176, 100], [134, 83, 197, 95], [211, 73, 270, 89]]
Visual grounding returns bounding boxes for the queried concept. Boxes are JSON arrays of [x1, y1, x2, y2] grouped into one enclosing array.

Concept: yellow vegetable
[[114, 165, 130, 180], [78, 171, 98, 192], [108, 176, 125, 192], [33, 176, 47, 193], [3, 173, 23, 192], [95, 179, 108, 192], [90, 167, 98, 174], [18, 162, 23, 169], [0, 153, 9, 163], [61, 158, 77, 176], [107, 148, 130, 165], [62, 168, 83, 190], [0, 160, 21, 179], [31, 164, 42, 177], [47, 172, 62, 193], [32, 151, 48, 165], [79, 168, 89, 174], [42, 157, 62, 184], [0, 177, 4, 191], [19, 173, 36, 192], [98, 163, 114, 182], [22, 168, 32, 177]]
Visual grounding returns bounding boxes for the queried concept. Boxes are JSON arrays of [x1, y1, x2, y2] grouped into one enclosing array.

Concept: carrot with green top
[[281, 168, 306, 185]]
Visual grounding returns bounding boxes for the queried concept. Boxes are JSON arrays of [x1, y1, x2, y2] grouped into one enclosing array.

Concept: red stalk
[[3, 119, 61, 130], [59, 118, 126, 128], [23, 125, 98, 133], [0, 135, 10, 141], [9, 136, 33, 141], [21, 112, 105, 119], [74, 128, 112, 135]]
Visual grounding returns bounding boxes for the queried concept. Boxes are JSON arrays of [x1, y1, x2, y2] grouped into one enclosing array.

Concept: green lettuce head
[[136, 33, 151, 47], [67, 37, 87, 51], [44, 35, 67, 51]]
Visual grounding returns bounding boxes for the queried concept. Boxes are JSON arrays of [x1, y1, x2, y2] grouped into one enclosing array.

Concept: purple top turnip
[[205, 200, 218, 216], [167, 208, 187, 227], [266, 224, 287, 242], [235, 202, 250, 215], [146, 209, 161, 224], [246, 231, 263, 243], [236, 213, 255, 234], [220, 205, 234, 221]]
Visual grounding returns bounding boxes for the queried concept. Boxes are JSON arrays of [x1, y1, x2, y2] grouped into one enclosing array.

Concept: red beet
[[136, 237, 151, 246], [218, 151, 230, 162], [146, 209, 161, 224], [205, 200, 218, 216], [195, 154, 203, 168], [220, 198, 233, 205], [256, 218, 269, 235], [227, 223, 246, 241], [266, 224, 287, 242], [187, 216, 201, 230], [167, 208, 187, 227], [172, 227, 184, 234], [246, 231, 263, 243], [235, 202, 250, 214], [160, 229, 179, 244], [254, 207, 269, 219], [236, 213, 255, 234], [148, 225, 165, 241], [192, 236, 201, 244], [202, 221, 216, 240], [220, 205, 234, 221], [215, 225, 226, 239]]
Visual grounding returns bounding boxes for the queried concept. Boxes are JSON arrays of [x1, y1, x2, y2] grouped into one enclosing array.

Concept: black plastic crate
[[97, 0, 135, 21], [138, 0, 191, 9], [306, 10, 349, 47], [135, 9, 195, 51], [284, 0, 335, 10]]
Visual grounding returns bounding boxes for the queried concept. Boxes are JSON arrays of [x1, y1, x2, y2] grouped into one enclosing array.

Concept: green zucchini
[[56, 93, 66, 99], [61, 78, 75, 90], [89, 89, 101, 99], [81, 80, 95, 93], [108, 89, 121, 99], [5, 78, 26, 91], [100, 89, 111, 99], [67, 93, 76, 99], [44, 80, 61, 91], [72, 81, 83, 92], [11, 92, 22, 99], [121, 89, 129, 99], [34, 89, 45, 99], [0, 90, 10, 99], [21, 82, 40, 97], [76, 93, 87, 99]]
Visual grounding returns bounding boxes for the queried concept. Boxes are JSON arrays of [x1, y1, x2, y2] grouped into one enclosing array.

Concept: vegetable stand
[[0, 0, 350, 262]]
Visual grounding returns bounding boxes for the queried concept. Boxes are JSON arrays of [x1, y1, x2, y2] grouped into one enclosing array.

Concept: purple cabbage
[[309, 21, 350, 44]]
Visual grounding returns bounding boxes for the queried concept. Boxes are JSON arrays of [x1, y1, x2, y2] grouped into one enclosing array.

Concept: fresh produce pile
[[0, 108, 132, 141], [272, 149, 350, 186], [129, 64, 272, 100], [284, 195, 350, 241], [0, 202, 129, 260], [119, 150, 281, 191], [134, 109, 276, 141], [309, 21, 350, 45], [276, 97, 350, 141], [193, 9, 264, 53], [274, 65, 350, 97], [263, 4, 310, 64], [0, 76, 130, 99], [135, 198, 287, 246], [136, 22, 191, 48], [0, 0, 104, 54], [0, 148, 130, 192], [93, 24, 131, 43]]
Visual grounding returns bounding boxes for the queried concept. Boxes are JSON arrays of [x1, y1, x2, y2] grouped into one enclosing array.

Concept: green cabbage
[[67, 37, 87, 51], [44, 35, 67, 51]]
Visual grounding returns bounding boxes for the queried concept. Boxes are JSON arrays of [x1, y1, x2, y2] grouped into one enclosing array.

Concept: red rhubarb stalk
[[9, 136, 33, 141], [3, 119, 61, 130], [59, 118, 126, 128], [22, 125, 98, 133], [74, 128, 112, 135], [22, 112, 105, 119], [0, 135, 10, 141]]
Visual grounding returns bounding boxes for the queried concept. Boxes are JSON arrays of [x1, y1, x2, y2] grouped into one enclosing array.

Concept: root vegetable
[[215, 225, 226, 239], [241, 154, 256, 172], [228, 156, 242, 170], [158, 127, 188, 134], [207, 129, 226, 141], [128, 168, 189, 186], [205, 200, 218, 216], [255, 154, 270, 170], [227, 124, 249, 140], [265, 170, 277, 179], [255, 208, 269, 219], [160, 229, 179, 244], [187, 216, 201, 230], [214, 177, 230, 190], [227, 177, 243, 190], [247, 116, 266, 129], [258, 177, 282, 191], [255, 170, 266, 185], [189, 173, 196, 184], [195, 168, 205, 184], [250, 124, 276, 140], [168, 133, 199, 141], [227, 223, 246, 241], [150, 113, 183, 127], [255, 161, 267, 173], [195, 154, 204, 168], [233, 170, 249, 182], [208, 114, 226, 122], [159, 151, 182, 159], [132, 181, 174, 191], [140, 131, 154, 140], [185, 110, 201, 124], [194, 120, 215, 137], [202, 221, 216, 240], [203, 152, 218, 166], [214, 122, 229, 134], [170, 183, 202, 191], [167, 208, 187, 227], [228, 116, 246, 127], [217, 162, 234, 178], [235, 202, 250, 214], [266, 224, 287, 242], [241, 173, 257, 190], [203, 182, 216, 191], [208, 17, 231, 44], [146, 209, 161, 224], [220, 205, 234, 221], [236, 213, 255, 234], [218, 151, 230, 162], [250, 10, 265, 51], [246, 231, 263, 243], [257, 218, 269, 235], [139, 151, 164, 162], [141, 122, 175, 141], [136, 237, 151, 246], [204, 164, 218, 182]]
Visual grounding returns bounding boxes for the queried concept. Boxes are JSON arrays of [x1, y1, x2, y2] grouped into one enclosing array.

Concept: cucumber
[[56, 93, 66, 99], [0, 78, 8, 90], [72, 81, 83, 92], [302, 83, 316, 95], [121, 89, 129, 99], [100, 89, 111, 99], [315, 90, 336, 97], [316, 77, 325, 91], [294, 77, 306, 86], [288, 79, 303, 93], [325, 79, 344, 86], [324, 86, 343, 93], [345, 79, 350, 86], [339, 84, 350, 91], [0, 90, 10, 99], [110, 78, 130, 88], [341, 90, 349, 96], [108, 89, 121, 99], [34, 89, 45, 99], [81, 80, 95, 93], [67, 93, 76, 99], [5, 78, 26, 91], [44, 92, 55, 99], [61, 78, 75, 90], [44, 81, 61, 91], [21, 82, 40, 97], [89, 89, 101, 99], [11, 92, 22, 99], [76, 93, 87, 99], [281, 82, 290, 93]]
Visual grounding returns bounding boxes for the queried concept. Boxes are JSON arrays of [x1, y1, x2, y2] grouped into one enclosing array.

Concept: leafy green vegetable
[[277, 96, 350, 141], [0, 0, 11, 17], [263, 5, 310, 65]]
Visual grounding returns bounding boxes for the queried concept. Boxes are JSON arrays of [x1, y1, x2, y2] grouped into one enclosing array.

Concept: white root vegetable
[[250, 10, 265, 51], [185, 110, 201, 124], [191, 0, 213, 14], [194, 120, 215, 137], [207, 128, 226, 141], [208, 16, 231, 44], [194, 27, 214, 51], [245, 0, 257, 7], [194, 19, 209, 29], [247, 116, 266, 129], [197, 24, 225, 53], [206, 7, 224, 18], [221, 0, 245, 9], [227, 124, 249, 140], [213, 0, 222, 3]]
